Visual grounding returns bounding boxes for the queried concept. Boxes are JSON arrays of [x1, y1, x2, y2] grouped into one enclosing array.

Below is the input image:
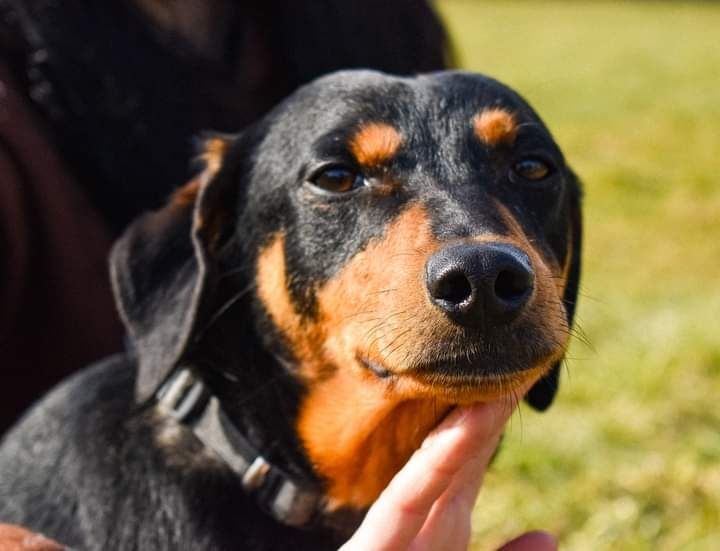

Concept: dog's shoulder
[[0, 354, 134, 466], [0, 356, 334, 551], [1, 354, 135, 452], [0, 355, 134, 544]]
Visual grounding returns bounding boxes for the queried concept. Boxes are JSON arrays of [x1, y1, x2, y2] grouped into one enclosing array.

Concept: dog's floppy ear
[[525, 175, 583, 411], [110, 136, 238, 403]]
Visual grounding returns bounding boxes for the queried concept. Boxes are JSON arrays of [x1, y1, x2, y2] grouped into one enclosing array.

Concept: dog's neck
[[192, 313, 316, 486], [174, 303, 372, 535]]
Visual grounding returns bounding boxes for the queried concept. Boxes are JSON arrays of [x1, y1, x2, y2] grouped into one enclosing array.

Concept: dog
[[0, 70, 582, 550]]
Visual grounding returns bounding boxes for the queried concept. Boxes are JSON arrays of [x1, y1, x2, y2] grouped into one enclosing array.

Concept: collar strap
[[156, 368, 321, 528]]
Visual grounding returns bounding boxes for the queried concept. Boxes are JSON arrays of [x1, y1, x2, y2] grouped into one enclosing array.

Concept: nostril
[[426, 243, 534, 327], [494, 268, 532, 302], [434, 270, 473, 305]]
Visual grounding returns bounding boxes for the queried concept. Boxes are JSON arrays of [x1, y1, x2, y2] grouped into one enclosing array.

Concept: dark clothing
[[0, 0, 448, 432], [0, 59, 123, 431]]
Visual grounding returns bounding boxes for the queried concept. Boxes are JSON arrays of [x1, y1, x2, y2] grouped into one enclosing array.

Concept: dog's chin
[[359, 354, 553, 404]]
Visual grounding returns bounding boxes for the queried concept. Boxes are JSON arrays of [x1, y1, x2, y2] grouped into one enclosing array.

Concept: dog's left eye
[[309, 166, 365, 194], [513, 158, 553, 181]]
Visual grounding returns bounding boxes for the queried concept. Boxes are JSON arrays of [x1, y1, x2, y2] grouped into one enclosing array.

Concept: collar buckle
[[242, 456, 271, 491]]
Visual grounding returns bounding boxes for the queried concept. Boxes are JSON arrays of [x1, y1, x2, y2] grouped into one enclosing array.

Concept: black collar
[[156, 368, 322, 528]]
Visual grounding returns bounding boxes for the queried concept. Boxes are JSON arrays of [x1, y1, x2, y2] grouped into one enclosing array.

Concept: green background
[[436, 2, 720, 549]]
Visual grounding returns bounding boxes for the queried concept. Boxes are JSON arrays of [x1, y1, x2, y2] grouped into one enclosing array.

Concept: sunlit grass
[[436, 1, 720, 548]]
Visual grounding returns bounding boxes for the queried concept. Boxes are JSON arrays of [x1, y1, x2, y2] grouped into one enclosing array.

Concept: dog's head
[[111, 70, 582, 510]]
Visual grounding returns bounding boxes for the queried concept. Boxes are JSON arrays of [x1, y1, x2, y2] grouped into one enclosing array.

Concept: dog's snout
[[425, 243, 535, 327]]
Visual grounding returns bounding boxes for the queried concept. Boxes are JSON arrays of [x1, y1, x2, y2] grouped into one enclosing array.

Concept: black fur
[[0, 70, 582, 550]]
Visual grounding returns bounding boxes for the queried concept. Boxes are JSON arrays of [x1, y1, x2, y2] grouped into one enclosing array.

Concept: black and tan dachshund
[[0, 70, 582, 550]]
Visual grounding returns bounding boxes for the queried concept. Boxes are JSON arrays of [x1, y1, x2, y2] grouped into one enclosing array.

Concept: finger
[[409, 402, 515, 551], [445, 376, 538, 509], [340, 400, 512, 551], [439, 426, 501, 507], [424, 388, 529, 521], [407, 491, 473, 551], [497, 531, 558, 551]]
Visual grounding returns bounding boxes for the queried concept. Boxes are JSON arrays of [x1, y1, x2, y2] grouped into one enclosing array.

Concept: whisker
[[379, 327, 414, 360], [193, 283, 256, 342], [366, 287, 399, 296]]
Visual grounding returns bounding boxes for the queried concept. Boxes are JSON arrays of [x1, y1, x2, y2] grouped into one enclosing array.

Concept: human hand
[[0, 524, 65, 551], [340, 399, 557, 551]]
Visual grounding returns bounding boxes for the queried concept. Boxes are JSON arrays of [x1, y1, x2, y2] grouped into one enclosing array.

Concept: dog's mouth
[[360, 357, 393, 378], [358, 351, 552, 403]]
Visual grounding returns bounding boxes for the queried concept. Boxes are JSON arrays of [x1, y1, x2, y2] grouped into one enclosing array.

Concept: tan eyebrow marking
[[350, 122, 403, 167], [473, 108, 518, 146]]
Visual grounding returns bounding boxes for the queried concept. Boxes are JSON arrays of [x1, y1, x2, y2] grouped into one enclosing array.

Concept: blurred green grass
[[436, 1, 720, 549]]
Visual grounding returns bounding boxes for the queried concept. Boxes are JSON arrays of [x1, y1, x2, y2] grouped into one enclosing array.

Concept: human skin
[[341, 398, 557, 551], [0, 524, 64, 550]]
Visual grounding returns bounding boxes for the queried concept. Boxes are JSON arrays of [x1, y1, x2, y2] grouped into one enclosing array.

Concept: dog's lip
[[360, 357, 393, 378], [358, 354, 541, 385], [358, 354, 544, 403], [406, 367, 540, 389]]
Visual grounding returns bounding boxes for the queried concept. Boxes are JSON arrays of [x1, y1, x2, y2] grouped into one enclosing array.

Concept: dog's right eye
[[308, 166, 365, 194]]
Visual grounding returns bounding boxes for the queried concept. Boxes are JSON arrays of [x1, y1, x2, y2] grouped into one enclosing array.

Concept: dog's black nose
[[425, 243, 535, 328]]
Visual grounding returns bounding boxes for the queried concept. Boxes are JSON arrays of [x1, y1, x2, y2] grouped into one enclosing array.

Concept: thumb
[[497, 530, 558, 551]]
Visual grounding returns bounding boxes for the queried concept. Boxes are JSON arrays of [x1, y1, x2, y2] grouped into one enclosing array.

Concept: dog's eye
[[310, 166, 365, 194], [513, 158, 552, 181]]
